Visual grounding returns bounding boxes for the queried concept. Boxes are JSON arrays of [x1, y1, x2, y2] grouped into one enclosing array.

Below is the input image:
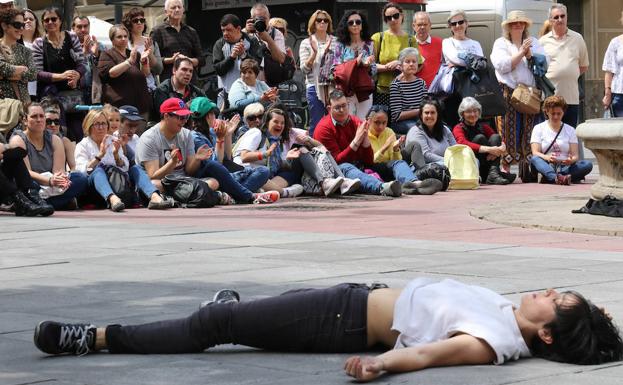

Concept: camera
[[253, 17, 267, 33]]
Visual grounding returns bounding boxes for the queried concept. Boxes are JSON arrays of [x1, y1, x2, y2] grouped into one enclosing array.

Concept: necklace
[[47, 32, 64, 50]]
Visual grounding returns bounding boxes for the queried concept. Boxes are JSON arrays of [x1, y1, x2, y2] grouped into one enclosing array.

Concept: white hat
[[0, 0, 14, 4]]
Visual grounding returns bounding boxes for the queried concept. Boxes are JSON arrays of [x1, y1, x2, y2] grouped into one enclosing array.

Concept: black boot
[[27, 189, 55, 216], [485, 165, 511, 185], [11, 190, 44, 217], [499, 171, 517, 183]]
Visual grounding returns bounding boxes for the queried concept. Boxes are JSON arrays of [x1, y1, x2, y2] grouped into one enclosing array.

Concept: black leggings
[[0, 147, 32, 198], [106, 283, 372, 354], [472, 134, 502, 179]]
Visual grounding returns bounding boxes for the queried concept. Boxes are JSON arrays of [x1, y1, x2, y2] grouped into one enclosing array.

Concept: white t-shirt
[[392, 278, 531, 365], [233, 127, 307, 168], [530, 121, 577, 161], [442, 37, 484, 67], [135, 123, 195, 175]]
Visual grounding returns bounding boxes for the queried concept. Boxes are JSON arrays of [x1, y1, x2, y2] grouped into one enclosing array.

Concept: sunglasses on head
[[46, 118, 60, 126], [315, 18, 329, 24], [384, 12, 401, 22], [10, 21, 25, 29], [132, 17, 146, 24], [246, 114, 262, 121], [552, 14, 566, 20], [348, 19, 362, 26], [449, 19, 466, 27], [43, 16, 58, 24]]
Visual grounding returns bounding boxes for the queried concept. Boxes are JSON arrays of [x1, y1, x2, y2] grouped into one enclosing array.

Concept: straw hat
[[501, 10, 532, 28]]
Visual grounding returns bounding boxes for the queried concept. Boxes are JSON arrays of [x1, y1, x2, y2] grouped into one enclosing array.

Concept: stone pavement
[[1, 178, 622, 385]]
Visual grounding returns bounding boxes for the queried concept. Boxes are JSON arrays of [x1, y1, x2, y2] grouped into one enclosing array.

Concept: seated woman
[[9, 103, 87, 210], [530, 96, 593, 185], [452, 97, 516, 185], [405, 99, 456, 169], [234, 102, 264, 143], [34, 278, 622, 383], [188, 97, 279, 204], [0, 142, 54, 216], [44, 107, 76, 171], [366, 105, 442, 195], [228, 59, 278, 111], [233, 107, 343, 197], [389, 47, 427, 135], [75, 109, 172, 212]]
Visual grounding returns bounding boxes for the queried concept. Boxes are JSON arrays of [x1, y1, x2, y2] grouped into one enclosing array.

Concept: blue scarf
[[267, 135, 282, 177]]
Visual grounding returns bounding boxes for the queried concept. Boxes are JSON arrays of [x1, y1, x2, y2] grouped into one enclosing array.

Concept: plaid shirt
[[150, 21, 205, 84]]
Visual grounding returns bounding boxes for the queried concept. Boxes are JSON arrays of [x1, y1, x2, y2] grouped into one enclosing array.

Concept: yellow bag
[[443, 144, 479, 190]]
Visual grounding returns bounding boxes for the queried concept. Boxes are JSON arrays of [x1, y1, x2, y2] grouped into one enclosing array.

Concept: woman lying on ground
[[34, 277, 622, 382]]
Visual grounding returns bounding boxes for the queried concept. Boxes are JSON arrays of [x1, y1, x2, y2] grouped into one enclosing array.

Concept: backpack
[[105, 166, 136, 206], [415, 163, 451, 191], [262, 29, 296, 87], [161, 174, 219, 208], [443, 144, 479, 190]]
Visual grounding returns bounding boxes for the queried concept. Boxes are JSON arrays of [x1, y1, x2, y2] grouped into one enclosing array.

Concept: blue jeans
[[306, 86, 326, 137], [612, 93, 623, 117], [45, 172, 88, 209], [530, 157, 593, 182], [339, 163, 382, 194], [128, 164, 157, 199], [88, 166, 114, 201], [393, 119, 418, 136], [370, 160, 417, 184], [231, 166, 270, 194], [197, 159, 255, 203]]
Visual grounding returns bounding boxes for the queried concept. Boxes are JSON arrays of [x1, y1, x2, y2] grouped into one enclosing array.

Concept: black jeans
[[472, 134, 502, 180], [106, 283, 374, 354], [0, 147, 32, 199]]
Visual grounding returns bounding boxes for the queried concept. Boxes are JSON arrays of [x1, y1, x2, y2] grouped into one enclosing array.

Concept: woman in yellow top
[[366, 105, 441, 195], [371, 3, 421, 110]]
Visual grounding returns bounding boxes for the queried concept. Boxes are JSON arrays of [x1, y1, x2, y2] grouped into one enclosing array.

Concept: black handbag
[[453, 63, 506, 117], [105, 166, 135, 206]]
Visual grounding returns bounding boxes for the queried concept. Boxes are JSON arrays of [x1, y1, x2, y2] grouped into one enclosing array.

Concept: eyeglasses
[[315, 18, 329, 24], [91, 121, 108, 128], [552, 14, 566, 20], [46, 118, 60, 126], [43, 17, 58, 24], [10, 21, 25, 29], [167, 113, 189, 121], [332, 103, 348, 111], [384, 12, 401, 22], [246, 114, 262, 121], [132, 18, 146, 24], [449, 19, 466, 27], [347, 19, 362, 26]]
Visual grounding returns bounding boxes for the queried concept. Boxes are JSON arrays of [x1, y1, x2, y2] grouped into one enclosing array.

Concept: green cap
[[190, 97, 219, 118]]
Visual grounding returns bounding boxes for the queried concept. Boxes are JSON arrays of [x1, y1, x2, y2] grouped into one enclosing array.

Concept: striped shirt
[[389, 77, 426, 122]]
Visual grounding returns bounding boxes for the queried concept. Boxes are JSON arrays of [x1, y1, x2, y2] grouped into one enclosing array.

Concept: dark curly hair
[[418, 98, 447, 142], [122, 7, 147, 43], [531, 291, 623, 365], [259, 108, 291, 144], [336, 10, 370, 45], [0, 8, 25, 37]]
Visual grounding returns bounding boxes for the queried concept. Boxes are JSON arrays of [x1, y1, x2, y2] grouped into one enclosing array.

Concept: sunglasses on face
[[46, 118, 60, 126], [552, 14, 566, 20], [168, 113, 189, 121], [348, 19, 362, 26], [449, 19, 466, 27], [246, 114, 262, 121], [384, 12, 401, 22], [10, 21, 25, 29], [43, 17, 58, 24], [315, 18, 329, 24], [132, 18, 146, 24]]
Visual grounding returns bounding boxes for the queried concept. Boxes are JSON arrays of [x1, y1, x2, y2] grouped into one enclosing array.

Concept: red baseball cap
[[160, 98, 192, 116]]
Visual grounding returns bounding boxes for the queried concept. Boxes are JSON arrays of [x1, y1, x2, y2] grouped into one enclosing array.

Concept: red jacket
[[333, 58, 375, 102], [452, 121, 497, 153], [313, 114, 374, 165]]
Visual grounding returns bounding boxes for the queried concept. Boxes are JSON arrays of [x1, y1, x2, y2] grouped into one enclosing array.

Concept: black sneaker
[[34, 321, 96, 356], [200, 289, 240, 308]]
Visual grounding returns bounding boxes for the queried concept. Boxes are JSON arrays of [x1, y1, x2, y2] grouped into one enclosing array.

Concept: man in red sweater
[[313, 90, 402, 196], [413, 12, 442, 87]]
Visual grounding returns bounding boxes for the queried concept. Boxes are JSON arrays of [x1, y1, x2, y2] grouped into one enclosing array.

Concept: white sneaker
[[340, 178, 361, 195], [281, 184, 304, 198], [321, 177, 344, 196]]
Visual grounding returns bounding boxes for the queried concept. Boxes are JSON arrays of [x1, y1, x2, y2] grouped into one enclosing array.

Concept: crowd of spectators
[[1, 0, 620, 217]]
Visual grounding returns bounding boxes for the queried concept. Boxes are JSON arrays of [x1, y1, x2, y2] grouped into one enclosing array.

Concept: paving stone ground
[[1, 176, 622, 385]]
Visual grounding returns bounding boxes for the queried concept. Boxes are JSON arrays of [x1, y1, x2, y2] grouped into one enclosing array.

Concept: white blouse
[[75, 136, 129, 173], [603, 36, 623, 94], [491, 36, 546, 89], [442, 37, 483, 67]]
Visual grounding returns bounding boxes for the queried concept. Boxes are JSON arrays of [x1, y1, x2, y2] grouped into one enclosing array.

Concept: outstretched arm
[[344, 334, 496, 382]]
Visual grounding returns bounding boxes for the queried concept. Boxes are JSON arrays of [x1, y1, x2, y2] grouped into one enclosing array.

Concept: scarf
[[267, 135, 283, 177]]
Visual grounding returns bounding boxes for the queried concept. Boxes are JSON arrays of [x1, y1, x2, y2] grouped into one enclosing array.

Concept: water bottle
[[75, 105, 103, 111]]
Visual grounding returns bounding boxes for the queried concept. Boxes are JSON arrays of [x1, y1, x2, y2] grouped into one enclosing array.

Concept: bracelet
[[48, 177, 53, 187], [95, 155, 102, 162], [217, 140, 225, 145], [257, 151, 263, 161]]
